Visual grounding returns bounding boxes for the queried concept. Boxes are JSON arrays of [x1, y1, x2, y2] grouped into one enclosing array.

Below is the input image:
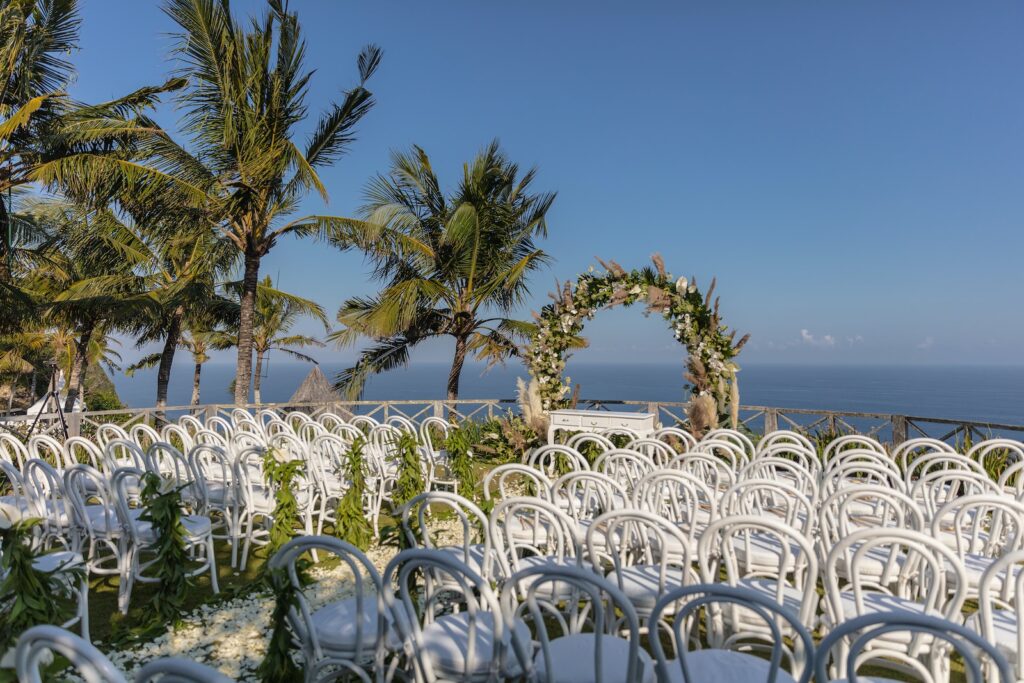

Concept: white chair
[[624, 438, 676, 467], [586, 509, 698, 622], [15, 625, 127, 683], [738, 458, 818, 504], [23, 458, 75, 547], [823, 434, 886, 462], [818, 612, 1013, 683], [112, 467, 219, 613], [593, 449, 655, 492], [490, 497, 583, 597], [269, 535, 387, 682], [649, 583, 815, 683], [818, 485, 925, 582], [822, 527, 967, 668], [551, 470, 629, 525], [968, 438, 1024, 480], [930, 494, 1024, 597], [128, 423, 161, 451], [401, 491, 495, 581], [64, 464, 127, 607], [95, 423, 130, 449], [694, 438, 749, 469], [65, 437, 104, 471], [892, 437, 956, 473], [652, 426, 698, 452], [702, 428, 756, 461], [27, 434, 74, 470], [756, 429, 815, 454], [566, 431, 615, 459], [482, 464, 553, 504], [720, 479, 815, 539], [698, 516, 819, 641], [971, 548, 1024, 682], [909, 468, 1000, 519], [382, 549, 526, 682], [0, 432, 28, 470], [667, 451, 736, 493], [526, 444, 589, 479], [102, 439, 148, 475], [633, 468, 716, 551], [0, 502, 90, 642], [133, 658, 235, 683], [501, 563, 655, 683]]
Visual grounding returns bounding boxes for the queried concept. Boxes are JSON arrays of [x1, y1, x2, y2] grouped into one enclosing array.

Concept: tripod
[[25, 366, 70, 440]]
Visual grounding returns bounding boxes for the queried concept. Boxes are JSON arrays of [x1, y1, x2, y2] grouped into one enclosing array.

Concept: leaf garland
[[139, 472, 191, 624], [444, 427, 476, 500], [256, 562, 310, 683], [390, 431, 425, 510], [333, 436, 373, 551], [0, 518, 84, 655], [262, 448, 306, 557]]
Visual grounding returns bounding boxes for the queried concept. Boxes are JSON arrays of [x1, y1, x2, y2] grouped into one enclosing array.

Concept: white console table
[[547, 409, 658, 443]]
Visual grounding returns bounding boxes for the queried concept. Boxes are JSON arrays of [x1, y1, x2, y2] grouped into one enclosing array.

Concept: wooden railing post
[[433, 401, 443, 419], [765, 408, 779, 434], [67, 412, 81, 438], [891, 415, 908, 445]]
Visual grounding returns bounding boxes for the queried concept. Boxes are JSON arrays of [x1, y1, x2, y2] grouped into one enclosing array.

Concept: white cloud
[[917, 336, 935, 350], [800, 329, 836, 347]]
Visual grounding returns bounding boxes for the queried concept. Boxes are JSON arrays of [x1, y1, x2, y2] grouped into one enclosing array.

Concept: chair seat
[[512, 555, 585, 600], [966, 609, 1020, 666], [0, 495, 32, 516], [309, 595, 383, 655], [733, 577, 806, 623], [85, 505, 139, 533], [660, 650, 797, 683], [730, 532, 805, 570], [32, 550, 84, 574], [825, 592, 946, 647], [533, 633, 655, 683], [612, 564, 690, 610], [957, 552, 1017, 594], [136, 514, 212, 542], [435, 544, 493, 580], [420, 611, 528, 679]]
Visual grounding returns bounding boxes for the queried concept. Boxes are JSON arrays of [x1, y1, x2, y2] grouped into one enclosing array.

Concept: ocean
[[111, 361, 1024, 426]]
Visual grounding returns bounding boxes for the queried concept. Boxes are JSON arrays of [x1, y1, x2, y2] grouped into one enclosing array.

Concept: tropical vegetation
[[331, 142, 555, 401]]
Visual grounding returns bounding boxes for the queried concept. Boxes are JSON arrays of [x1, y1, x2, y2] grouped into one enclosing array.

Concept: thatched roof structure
[[289, 365, 340, 404]]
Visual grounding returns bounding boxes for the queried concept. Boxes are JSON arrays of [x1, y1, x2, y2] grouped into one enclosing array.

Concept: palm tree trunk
[[446, 334, 469, 403], [156, 306, 184, 411], [253, 351, 264, 404], [234, 249, 260, 405], [0, 198, 11, 284], [65, 324, 94, 412], [191, 361, 202, 405], [29, 367, 36, 402]]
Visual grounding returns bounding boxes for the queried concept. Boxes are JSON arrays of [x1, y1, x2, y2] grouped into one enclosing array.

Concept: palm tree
[[24, 201, 155, 410], [158, 0, 382, 405], [331, 141, 555, 402], [180, 326, 232, 406], [234, 277, 327, 404], [127, 219, 238, 410], [1, 0, 186, 285]]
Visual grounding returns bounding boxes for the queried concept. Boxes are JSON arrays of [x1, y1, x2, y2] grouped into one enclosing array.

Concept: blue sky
[[70, 0, 1024, 368]]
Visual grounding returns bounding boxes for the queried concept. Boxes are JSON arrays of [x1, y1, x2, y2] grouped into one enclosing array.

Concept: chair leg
[[206, 535, 219, 594], [78, 575, 90, 642]]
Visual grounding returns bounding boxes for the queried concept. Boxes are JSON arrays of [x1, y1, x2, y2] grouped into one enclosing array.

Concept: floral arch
[[523, 255, 748, 431]]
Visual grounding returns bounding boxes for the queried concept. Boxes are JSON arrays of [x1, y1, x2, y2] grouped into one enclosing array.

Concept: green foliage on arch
[[524, 257, 748, 419]]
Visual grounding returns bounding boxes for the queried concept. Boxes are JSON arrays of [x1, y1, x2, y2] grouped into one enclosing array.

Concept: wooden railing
[[2, 398, 1022, 447]]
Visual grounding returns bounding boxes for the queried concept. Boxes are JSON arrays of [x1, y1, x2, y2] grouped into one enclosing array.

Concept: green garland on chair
[[257, 563, 308, 683], [333, 437, 374, 550], [390, 432, 425, 510], [0, 516, 84, 654], [263, 449, 306, 556], [444, 427, 476, 500], [139, 472, 191, 623]]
